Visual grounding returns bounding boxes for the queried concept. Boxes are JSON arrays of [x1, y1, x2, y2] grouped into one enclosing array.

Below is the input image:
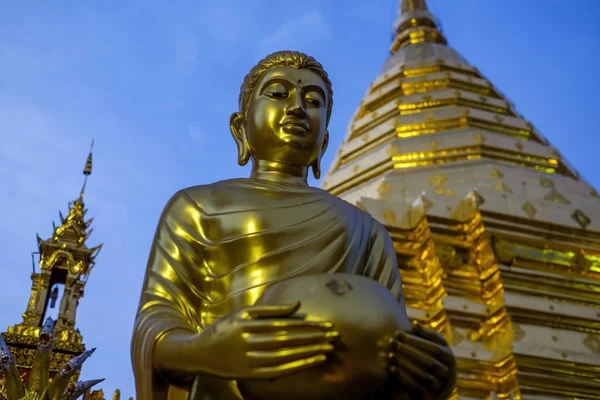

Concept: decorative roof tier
[[322, 1, 600, 398]]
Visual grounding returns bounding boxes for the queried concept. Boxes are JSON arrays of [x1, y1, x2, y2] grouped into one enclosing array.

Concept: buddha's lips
[[281, 118, 309, 133]]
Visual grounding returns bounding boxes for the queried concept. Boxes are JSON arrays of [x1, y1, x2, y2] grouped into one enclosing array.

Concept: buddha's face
[[233, 66, 329, 167]]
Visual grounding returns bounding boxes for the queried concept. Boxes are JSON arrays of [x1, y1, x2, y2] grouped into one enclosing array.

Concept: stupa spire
[[322, 1, 600, 398], [392, 0, 446, 53]]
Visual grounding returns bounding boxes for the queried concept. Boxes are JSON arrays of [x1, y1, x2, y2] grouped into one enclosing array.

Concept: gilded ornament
[[489, 168, 504, 178], [383, 208, 398, 224], [434, 187, 455, 196], [571, 209, 591, 229], [514, 141, 524, 151], [511, 323, 526, 342], [474, 132, 487, 144], [494, 181, 513, 194], [430, 173, 448, 187], [583, 333, 600, 354], [539, 177, 554, 188], [386, 144, 399, 156], [377, 182, 391, 198], [521, 201, 537, 218], [543, 189, 571, 205]]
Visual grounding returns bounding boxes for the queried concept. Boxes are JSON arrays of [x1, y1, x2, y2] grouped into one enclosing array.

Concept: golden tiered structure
[[1, 146, 101, 395], [322, 1, 600, 399], [0, 145, 123, 399]]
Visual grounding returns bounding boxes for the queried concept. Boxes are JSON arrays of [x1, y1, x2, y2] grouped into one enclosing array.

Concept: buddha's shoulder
[[165, 179, 358, 212], [166, 180, 246, 208]]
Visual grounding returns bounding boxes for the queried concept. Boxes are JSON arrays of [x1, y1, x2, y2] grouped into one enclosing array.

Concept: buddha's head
[[230, 51, 333, 179]]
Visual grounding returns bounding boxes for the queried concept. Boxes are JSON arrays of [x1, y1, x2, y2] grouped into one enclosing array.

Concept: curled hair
[[238, 50, 334, 125]]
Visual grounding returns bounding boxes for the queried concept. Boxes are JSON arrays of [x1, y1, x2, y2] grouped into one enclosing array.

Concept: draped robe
[[131, 178, 406, 400]]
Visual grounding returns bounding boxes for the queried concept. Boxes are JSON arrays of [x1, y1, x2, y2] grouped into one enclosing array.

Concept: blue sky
[[1, 0, 599, 397]]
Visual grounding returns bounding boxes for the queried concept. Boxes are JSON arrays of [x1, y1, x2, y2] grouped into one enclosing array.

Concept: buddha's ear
[[230, 112, 250, 166], [321, 130, 329, 156], [311, 130, 329, 180]]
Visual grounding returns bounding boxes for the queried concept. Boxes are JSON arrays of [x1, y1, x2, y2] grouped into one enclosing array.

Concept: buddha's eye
[[267, 91, 288, 99], [264, 84, 289, 100], [307, 98, 321, 107]]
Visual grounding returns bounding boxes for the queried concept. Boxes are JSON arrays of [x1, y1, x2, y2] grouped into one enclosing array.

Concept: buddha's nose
[[286, 96, 307, 118]]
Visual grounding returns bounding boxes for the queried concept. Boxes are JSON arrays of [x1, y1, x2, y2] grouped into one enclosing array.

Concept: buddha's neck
[[249, 159, 309, 186]]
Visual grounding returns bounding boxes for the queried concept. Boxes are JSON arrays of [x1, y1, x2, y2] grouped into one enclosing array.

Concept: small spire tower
[[322, 1, 600, 398], [1, 142, 102, 393]]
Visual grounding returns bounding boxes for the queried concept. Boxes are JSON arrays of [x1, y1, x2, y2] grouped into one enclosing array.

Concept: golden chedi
[[131, 51, 456, 400]]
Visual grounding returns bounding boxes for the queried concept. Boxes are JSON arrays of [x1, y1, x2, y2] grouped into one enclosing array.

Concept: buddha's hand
[[195, 301, 338, 380], [386, 324, 457, 400]]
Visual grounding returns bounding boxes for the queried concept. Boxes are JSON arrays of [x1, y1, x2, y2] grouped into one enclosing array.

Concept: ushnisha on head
[[230, 50, 334, 181]]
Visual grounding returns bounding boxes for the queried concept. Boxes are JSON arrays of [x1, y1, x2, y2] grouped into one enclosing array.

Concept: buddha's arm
[[131, 191, 210, 398]]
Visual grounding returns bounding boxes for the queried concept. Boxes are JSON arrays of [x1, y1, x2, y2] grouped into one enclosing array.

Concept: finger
[[390, 353, 443, 393], [243, 319, 334, 333], [390, 365, 430, 396], [245, 302, 301, 319], [393, 341, 449, 377], [396, 329, 447, 357], [398, 329, 456, 366], [413, 324, 450, 347], [248, 343, 334, 366], [253, 354, 328, 379], [245, 331, 339, 350]]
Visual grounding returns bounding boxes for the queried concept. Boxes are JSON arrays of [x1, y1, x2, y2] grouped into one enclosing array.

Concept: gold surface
[[320, 0, 600, 398], [131, 50, 457, 400]]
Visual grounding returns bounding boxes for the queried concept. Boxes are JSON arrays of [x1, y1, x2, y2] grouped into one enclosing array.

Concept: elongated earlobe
[[311, 160, 321, 180], [312, 131, 329, 180], [230, 112, 250, 166]]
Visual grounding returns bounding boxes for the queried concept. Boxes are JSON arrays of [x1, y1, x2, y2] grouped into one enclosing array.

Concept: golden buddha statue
[[131, 50, 456, 400]]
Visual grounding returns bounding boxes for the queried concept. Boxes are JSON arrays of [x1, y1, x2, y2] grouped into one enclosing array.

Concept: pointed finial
[[80, 139, 94, 199], [392, 0, 446, 53], [83, 139, 94, 176], [400, 0, 429, 14]]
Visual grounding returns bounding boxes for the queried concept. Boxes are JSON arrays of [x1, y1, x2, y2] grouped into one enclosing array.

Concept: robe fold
[[131, 178, 406, 400]]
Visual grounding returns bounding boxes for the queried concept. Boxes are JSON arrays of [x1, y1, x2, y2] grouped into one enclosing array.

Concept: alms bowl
[[237, 273, 411, 400]]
